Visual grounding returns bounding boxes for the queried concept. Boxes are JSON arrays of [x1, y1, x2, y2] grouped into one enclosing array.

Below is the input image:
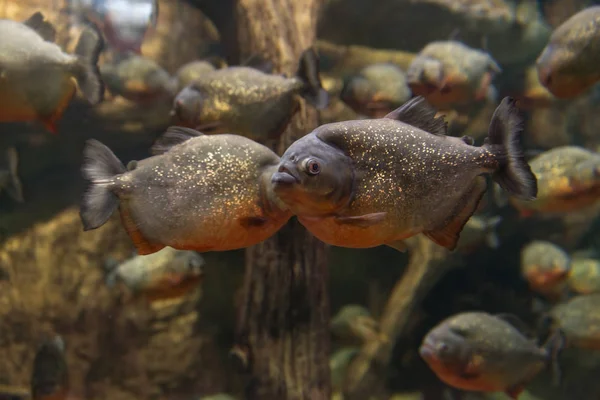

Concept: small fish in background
[[549, 293, 600, 350], [0, 12, 104, 134], [509, 146, 600, 217], [79, 126, 292, 255], [330, 304, 388, 345], [520, 240, 571, 301], [536, 6, 600, 99], [567, 253, 600, 295], [0, 147, 24, 203], [31, 335, 69, 400], [100, 53, 177, 103], [271, 96, 537, 253], [103, 247, 205, 302], [171, 47, 329, 143], [175, 57, 227, 92], [406, 41, 501, 109], [340, 63, 412, 118], [419, 312, 564, 399], [330, 347, 360, 392], [455, 215, 502, 254], [65, 0, 159, 55]]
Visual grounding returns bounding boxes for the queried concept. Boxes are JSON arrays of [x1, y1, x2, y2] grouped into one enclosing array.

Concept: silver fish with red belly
[[271, 96, 538, 252], [79, 126, 292, 255]]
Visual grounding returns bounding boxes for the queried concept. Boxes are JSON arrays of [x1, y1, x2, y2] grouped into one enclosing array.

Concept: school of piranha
[[3, 0, 600, 399]]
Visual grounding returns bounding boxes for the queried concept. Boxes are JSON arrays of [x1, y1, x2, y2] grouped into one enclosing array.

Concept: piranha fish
[[0, 147, 24, 203], [520, 240, 571, 301], [271, 96, 537, 252], [100, 53, 177, 103], [536, 6, 600, 99], [340, 63, 412, 118], [175, 57, 226, 92], [406, 41, 501, 108], [550, 293, 600, 350], [419, 311, 564, 399], [509, 146, 600, 216], [0, 12, 104, 134], [31, 335, 69, 400], [171, 47, 329, 142], [103, 247, 204, 302], [79, 126, 292, 255]]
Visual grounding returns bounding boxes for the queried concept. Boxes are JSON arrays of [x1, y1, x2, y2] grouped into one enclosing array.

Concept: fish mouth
[[271, 164, 300, 187], [418, 338, 439, 361]]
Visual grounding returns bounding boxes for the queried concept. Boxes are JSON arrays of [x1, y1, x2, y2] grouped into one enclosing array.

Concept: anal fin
[[424, 177, 487, 250], [118, 205, 164, 255]]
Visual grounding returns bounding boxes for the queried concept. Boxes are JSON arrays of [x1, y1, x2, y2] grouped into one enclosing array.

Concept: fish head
[[419, 321, 475, 378], [271, 133, 354, 217], [171, 85, 204, 126], [535, 44, 594, 99]]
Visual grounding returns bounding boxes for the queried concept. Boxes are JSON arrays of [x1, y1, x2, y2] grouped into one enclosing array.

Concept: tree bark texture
[[231, 1, 331, 400]]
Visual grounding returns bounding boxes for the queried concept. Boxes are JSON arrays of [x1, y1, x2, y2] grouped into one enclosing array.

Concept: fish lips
[[418, 337, 440, 363], [271, 164, 300, 187]]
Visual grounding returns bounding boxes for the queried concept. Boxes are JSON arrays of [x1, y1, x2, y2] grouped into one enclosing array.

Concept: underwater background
[[0, 0, 600, 399]]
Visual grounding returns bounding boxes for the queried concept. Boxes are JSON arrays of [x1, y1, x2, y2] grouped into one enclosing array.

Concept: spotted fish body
[[80, 127, 292, 255], [171, 47, 329, 142], [272, 96, 537, 251], [0, 12, 103, 133], [177, 67, 303, 139], [536, 6, 600, 99]]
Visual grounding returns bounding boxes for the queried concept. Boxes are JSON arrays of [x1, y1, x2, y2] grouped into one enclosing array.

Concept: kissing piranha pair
[[79, 95, 537, 255]]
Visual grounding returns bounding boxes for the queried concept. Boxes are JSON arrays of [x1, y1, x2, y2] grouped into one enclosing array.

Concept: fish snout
[[537, 64, 553, 88], [271, 164, 300, 186]]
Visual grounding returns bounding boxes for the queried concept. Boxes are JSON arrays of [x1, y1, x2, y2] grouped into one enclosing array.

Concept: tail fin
[[73, 23, 105, 105], [80, 139, 126, 231], [484, 97, 537, 201], [296, 47, 329, 110], [5, 147, 24, 203]]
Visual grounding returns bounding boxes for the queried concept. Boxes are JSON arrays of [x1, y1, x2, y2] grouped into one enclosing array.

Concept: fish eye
[[436, 342, 450, 355], [303, 158, 321, 176]]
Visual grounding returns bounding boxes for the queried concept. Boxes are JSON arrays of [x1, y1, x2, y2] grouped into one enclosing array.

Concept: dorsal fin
[[22, 12, 56, 42], [495, 313, 531, 336], [151, 127, 204, 155], [383, 96, 447, 136]]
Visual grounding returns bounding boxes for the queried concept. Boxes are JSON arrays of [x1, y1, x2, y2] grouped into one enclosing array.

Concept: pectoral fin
[[334, 212, 387, 228], [239, 216, 269, 228]]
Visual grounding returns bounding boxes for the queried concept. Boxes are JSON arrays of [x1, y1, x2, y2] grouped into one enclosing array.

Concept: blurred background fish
[[64, 0, 159, 55]]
